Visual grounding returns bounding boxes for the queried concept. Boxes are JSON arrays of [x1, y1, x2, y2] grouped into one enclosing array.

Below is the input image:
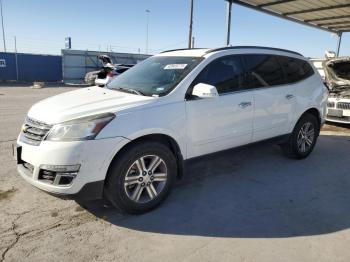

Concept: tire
[[281, 113, 320, 159], [104, 141, 177, 214]]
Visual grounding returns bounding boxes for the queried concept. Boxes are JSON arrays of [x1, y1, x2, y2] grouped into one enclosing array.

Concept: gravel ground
[[1, 86, 350, 262]]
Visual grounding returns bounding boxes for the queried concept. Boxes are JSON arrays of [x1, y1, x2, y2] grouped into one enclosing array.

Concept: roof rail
[[161, 48, 207, 54], [205, 46, 303, 57]]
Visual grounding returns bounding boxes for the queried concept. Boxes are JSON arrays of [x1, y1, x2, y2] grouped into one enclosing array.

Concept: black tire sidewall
[[105, 141, 177, 214], [290, 114, 319, 159]]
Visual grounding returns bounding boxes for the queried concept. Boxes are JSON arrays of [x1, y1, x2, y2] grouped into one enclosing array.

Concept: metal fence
[[0, 52, 62, 82], [0, 50, 151, 83], [62, 49, 151, 84]]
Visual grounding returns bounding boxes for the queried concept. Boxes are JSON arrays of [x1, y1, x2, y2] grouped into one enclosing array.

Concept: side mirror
[[192, 83, 219, 99]]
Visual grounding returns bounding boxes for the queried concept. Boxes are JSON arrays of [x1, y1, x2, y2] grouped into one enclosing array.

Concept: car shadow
[[79, 135, 350, 238]]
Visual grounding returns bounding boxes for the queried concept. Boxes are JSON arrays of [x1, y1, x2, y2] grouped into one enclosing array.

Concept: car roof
[[159, 46, 303, 58], [157, 48, 211, 57]]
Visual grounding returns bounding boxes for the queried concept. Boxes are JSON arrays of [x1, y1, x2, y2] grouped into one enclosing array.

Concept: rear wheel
[[282, 113, 320, 159], [104, 141, 177, 214]]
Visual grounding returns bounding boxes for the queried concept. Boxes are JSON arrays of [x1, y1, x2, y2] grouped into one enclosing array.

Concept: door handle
[[238, 102, 252, 108], [285, 94, 295, 100]]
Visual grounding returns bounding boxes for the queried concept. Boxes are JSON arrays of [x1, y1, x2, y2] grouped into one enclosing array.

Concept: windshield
[[107, 56, 203, 96]]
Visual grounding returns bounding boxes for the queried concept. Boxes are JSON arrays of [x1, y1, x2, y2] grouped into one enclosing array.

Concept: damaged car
[[324, 57, 350, 124], [84, 55, 134, 86]]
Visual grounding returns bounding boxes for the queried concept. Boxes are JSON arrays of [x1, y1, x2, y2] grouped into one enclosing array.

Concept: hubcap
[[297, 122, 315, 153], [124, 155, 167, 203]]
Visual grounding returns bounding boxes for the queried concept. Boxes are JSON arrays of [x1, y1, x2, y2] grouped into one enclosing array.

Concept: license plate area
[[328, 109, 343, 117]]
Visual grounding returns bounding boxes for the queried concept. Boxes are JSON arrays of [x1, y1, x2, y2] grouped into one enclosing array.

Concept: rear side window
[[243, 55, 285, 88], [278, 56, 314, 83], [192, 55, 247, 94]]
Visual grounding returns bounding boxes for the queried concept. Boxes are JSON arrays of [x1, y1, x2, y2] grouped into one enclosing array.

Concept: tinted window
[[192, 55, 246, 94], [243, 55, 285, 88], [278, 56, 314, 83]]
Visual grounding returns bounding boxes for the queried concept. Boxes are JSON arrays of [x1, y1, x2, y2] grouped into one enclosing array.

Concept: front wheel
[[104, 141, 177, 214], [281, 113, 320, 159]]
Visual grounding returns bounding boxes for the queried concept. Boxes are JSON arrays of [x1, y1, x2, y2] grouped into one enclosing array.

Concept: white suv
[[16, 46, 328, 214]]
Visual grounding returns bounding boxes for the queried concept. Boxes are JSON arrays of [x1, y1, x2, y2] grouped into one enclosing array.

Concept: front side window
[[108, 56, 203, 96], [191, 55, 246, 94], [243, 55, 285, 88], [278, 56, 314, 83]]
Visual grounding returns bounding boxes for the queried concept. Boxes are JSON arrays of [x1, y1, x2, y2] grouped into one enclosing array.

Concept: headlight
[[45, 113, 115, 141]]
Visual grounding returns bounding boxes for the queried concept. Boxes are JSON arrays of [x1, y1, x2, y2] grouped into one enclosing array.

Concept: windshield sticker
[[164, 64, 187, 70]]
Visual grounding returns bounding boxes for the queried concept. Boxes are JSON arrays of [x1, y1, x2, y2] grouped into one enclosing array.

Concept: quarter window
[[278, 56, 314, 83], [243, 55, 285, 88]]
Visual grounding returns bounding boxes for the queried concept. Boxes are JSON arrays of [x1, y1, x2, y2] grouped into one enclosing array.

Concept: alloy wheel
[[297, 122, 315, 153], [124, 155, 168, 203]]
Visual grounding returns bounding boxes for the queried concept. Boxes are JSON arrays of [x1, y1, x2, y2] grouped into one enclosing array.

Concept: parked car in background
[[84, 70, 99, 86], [95, 63, 134, 87], [16, 46, 327, 214], [324, 57, 350, 124], [84, 55, 134, 86]]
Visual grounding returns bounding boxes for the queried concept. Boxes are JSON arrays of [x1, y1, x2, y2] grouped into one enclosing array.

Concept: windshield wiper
[[114, 87, 145, 96]]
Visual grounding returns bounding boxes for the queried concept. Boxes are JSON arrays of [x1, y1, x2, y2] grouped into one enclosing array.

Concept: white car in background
[[84, 55, 134, 87], [94, 63, 134, 87], [16, 46, 327, 214], [323, 57, 350, 124]]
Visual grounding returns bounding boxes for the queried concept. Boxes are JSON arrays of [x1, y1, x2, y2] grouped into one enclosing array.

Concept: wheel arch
[[105, 133, 185, 183], [296, 107, 322, 133]]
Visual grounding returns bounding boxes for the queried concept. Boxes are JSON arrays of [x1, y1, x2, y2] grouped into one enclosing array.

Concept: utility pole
[[14, 36, 18, 81], [225, 0, 233, 46], [146, 9, 150, 54], [336, 32, 342, 57], [192, 36, 195, 48], [188, 0, 194, 49], [0, 0, 6, 52]]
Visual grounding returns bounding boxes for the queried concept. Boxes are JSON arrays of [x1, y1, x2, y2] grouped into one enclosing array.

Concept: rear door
[[242, 54, 296, 142], [185, 55, 254, 158]]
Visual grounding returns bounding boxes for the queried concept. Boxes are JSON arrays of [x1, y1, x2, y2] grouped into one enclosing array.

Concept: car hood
[[27, 86, 154, 124], [325, 57, 350, 90]]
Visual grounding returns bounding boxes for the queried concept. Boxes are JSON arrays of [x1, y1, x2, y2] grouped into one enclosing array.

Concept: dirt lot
[[1, 86, 350, 262]]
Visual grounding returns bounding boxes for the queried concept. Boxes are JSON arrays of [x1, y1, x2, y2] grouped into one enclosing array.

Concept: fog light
[[38, 164, 80, 186], [40, 164, 80, 172]]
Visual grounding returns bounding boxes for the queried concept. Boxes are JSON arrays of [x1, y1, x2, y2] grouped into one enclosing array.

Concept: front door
[[185, 55, 254, 158]]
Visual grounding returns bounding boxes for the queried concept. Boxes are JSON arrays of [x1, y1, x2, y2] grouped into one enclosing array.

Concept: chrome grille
[[327, 101, 335, 108], [20, 117, 52, 146], [337, 102, 350, 110]]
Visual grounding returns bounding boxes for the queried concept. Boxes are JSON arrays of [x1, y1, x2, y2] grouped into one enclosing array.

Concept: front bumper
[[16, 136, 129, 200], [326, 116, 350, 124], [326, 108, 350, 124]]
